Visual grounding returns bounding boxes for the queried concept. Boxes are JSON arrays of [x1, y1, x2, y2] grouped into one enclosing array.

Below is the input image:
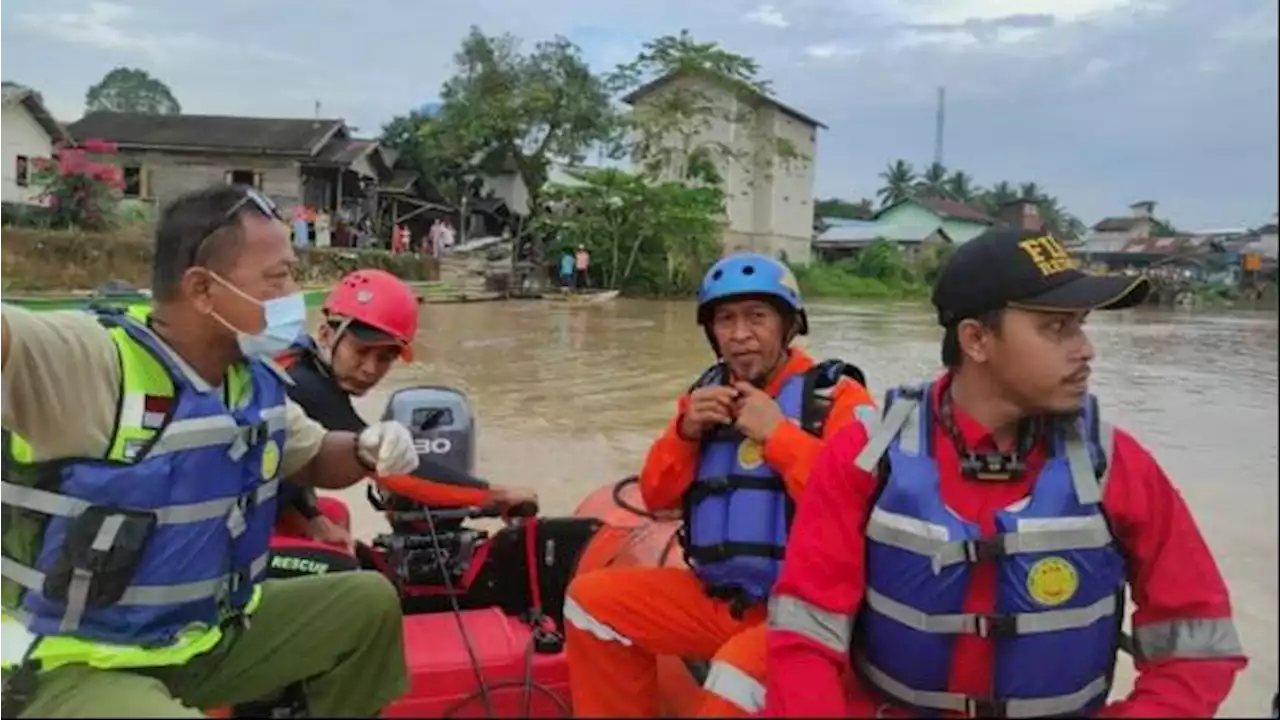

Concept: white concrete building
[[2, 83, 71, 205], [1085, 200, 1159, 253], [621, 71, 825, 265]]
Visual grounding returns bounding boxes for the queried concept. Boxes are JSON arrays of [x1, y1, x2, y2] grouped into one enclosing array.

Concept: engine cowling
[[381, 385, 477, 479]]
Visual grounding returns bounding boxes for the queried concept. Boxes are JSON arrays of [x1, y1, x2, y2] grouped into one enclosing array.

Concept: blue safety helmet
[[696, 253, 808, 337]]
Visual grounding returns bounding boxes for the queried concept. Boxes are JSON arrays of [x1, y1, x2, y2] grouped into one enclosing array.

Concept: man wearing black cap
[[763, 228, 1246, 718]]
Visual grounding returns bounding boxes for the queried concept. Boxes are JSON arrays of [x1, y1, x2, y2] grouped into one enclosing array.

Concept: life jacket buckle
[[975, 613, 1016, 639], [964, 697, 1006, 718], [961, 538, 1005, 564], [243, 421, 270, 448], [702, 476, 731, 493]]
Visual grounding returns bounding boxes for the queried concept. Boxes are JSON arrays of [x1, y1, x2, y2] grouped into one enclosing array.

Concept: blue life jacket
[[851, 382, 1125, 718], [683, 359, 864, 604], [1, 310, 289, 649]]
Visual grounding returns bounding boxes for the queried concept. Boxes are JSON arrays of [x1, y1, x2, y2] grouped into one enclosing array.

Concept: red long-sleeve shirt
[[765, 376, 1246, 718]]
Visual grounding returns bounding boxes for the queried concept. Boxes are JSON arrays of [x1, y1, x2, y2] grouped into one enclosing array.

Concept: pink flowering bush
[[32, 138, 125, 231]]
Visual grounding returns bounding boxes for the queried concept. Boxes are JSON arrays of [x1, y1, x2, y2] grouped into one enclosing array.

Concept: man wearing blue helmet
[[563, 253, 877, 718]]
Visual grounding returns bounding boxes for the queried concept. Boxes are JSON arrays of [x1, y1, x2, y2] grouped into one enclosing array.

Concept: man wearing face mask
[[0, 184, 417, 717], [563, 253, 877, 718], [272, 270, 538, 548]]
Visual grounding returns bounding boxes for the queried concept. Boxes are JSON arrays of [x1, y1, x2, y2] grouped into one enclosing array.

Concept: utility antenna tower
[[932, 86, 946, 167]]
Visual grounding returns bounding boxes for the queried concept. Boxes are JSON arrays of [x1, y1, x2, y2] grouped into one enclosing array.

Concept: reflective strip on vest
[[857, 393, 1118, 575], [1, 551, 270, 633], [865, 588, 1117, 636], [767, 594, 853, 654], [703, 660, 765, 713], [857, 393, 1118, 503], [149, 406, 288, 458], [866, 507, 1115, 575], [855, 653, 1109, 718], [1, 584, 265, 673], [1133, 617, 1244, 662], [0, 478, 279, 525]]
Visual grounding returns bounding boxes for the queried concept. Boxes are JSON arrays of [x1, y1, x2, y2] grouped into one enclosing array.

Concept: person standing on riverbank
[[563, 253, 878, 718], [573, 244, 591, 291], [764, 229, 1247, 718], [0, 184, 419, 717], [559, 249, 575, 292]]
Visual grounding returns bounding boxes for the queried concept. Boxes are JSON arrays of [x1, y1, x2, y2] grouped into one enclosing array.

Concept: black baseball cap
[[932, 228, 1150, 325], [933, 229, 1150, 365]]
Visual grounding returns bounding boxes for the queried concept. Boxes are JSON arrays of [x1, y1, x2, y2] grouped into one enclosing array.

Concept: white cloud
[[20, 1, 155, 53], [803, 42, 859, 59], [1070, 57, 1117, 86], [879, 0, 1145, 26], [1211, 4, 1279, 44], [743, 4, 790, 28], [16, 0, 300, 66]]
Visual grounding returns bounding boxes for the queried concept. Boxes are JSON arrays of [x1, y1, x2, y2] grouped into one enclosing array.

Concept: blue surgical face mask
[[209, 274, 307, 360]]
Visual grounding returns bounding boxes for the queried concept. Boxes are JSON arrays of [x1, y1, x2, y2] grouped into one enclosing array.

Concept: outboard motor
[[372, 385, 482, 537], [382, 385, 476, 478]]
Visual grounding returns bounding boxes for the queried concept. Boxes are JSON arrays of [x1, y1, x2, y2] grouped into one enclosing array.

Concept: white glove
[[356, 421, 419, 475]]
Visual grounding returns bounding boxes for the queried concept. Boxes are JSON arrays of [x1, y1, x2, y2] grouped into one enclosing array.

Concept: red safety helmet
[[322, 270, 419, 360]]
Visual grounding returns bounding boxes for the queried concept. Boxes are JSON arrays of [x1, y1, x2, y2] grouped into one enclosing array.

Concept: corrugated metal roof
[[816, 220, 946, 244]]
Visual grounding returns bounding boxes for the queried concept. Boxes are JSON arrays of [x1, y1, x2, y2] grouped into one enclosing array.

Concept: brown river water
[[324, 298, 1277, 718]]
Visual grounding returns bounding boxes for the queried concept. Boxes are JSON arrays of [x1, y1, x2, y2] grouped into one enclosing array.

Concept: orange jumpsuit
[[564, 349, 877, 718]]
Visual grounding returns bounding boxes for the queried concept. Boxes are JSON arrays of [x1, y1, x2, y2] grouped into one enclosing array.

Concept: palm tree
[[945, 170, 977, 203], [917, 162, 949, 197], [876, 160, 917, 208], [1018, 182, 1043, 202]]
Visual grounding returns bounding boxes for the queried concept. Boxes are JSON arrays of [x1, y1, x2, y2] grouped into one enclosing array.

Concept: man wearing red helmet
[[275, 270, 536, 546]]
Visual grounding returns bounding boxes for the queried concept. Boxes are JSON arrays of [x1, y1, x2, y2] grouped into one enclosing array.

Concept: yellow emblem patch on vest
[[1026, 556, 1079, 607], [737, 439, 764, 471], [260, 439, 281, 480]]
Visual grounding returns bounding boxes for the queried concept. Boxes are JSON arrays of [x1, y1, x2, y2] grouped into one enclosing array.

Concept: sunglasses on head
[[189, 185, 286, 266]]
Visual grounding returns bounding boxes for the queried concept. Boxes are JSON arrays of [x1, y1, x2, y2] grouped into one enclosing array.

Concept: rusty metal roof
[[1092, 216, 1142, 232], [67, 111, 345, 156]]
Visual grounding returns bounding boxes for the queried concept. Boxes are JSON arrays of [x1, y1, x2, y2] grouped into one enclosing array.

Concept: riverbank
[[0, 228, 439, 294], [791, 260, 932, 301]]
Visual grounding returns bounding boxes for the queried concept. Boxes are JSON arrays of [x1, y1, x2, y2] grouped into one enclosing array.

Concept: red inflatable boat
[[226, 386, 702, 719]]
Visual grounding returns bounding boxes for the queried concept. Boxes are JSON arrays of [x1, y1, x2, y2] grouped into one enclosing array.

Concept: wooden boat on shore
[[545, 289, 620, 305]]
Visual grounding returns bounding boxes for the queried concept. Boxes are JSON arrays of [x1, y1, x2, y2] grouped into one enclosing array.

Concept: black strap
[[685, 540, 787, 563], [683, 474, 787, 507], [688, 362, 729, 393], [799, 359, 868, 436]]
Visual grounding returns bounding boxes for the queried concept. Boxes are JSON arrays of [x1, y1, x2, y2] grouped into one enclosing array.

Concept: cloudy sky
[[2, 0, 1276, 229]]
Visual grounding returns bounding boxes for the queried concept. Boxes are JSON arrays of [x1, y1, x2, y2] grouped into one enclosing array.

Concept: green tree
[[534, 168, 724, 294], [977, 180, 1018, 215], [379, 111, 492, 241], [917, 162, 949, 197], [945, 170, 977, 203], [85, 67, 181, 114], [877, 159, 917, 208], [815, 198, 875, 229], [433, 27, 617, 222], [610, 30, 803, 185]]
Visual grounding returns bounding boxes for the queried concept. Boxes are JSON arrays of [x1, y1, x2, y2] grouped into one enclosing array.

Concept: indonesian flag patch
[[142, 395, 172, 430]]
